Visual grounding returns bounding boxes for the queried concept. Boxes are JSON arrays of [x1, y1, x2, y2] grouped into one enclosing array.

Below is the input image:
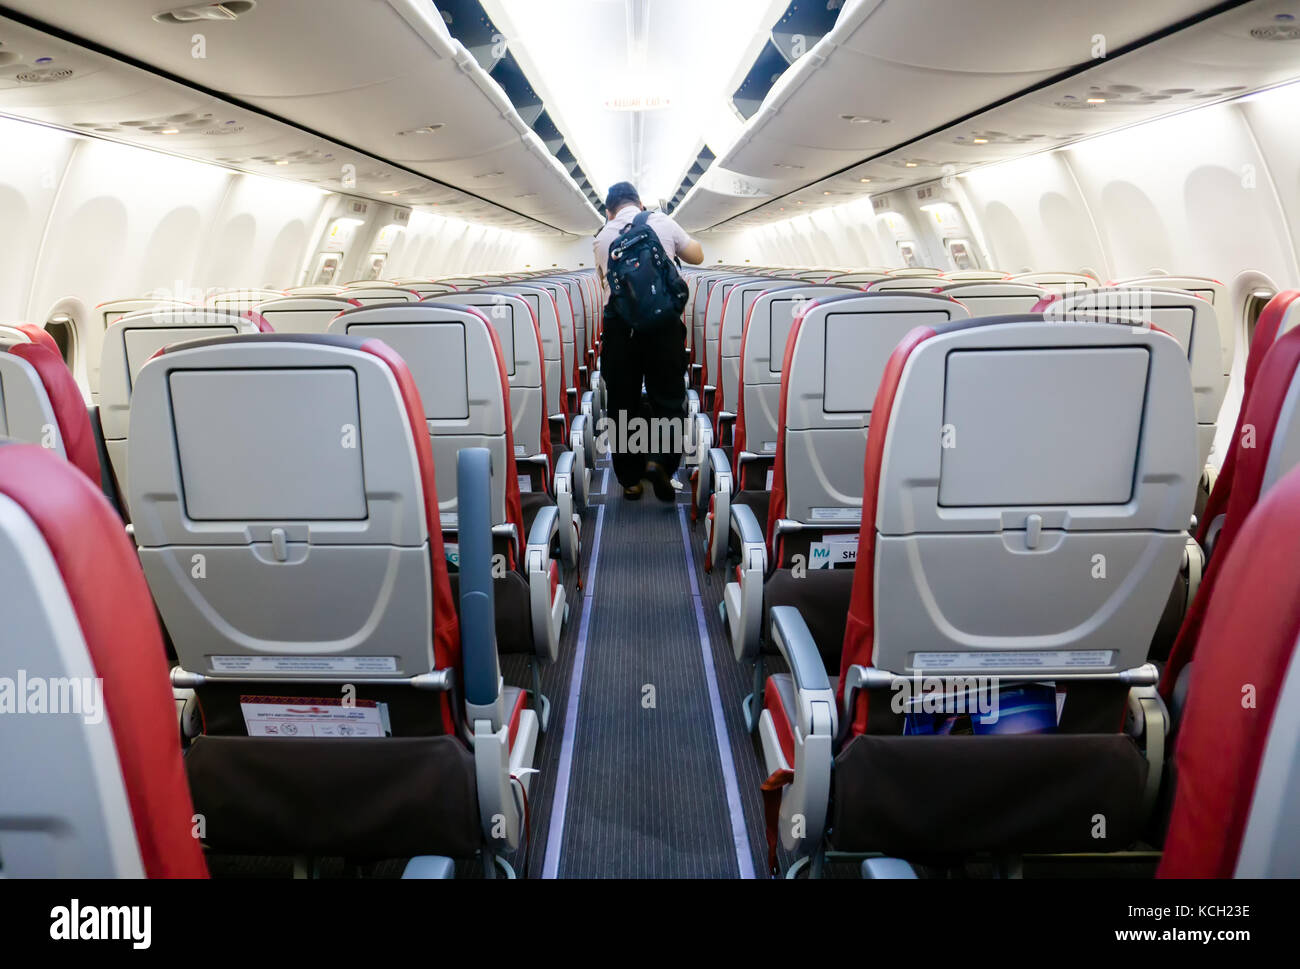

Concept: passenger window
[[1244, 289, 1274, 346], [44, 313, 77, 368]]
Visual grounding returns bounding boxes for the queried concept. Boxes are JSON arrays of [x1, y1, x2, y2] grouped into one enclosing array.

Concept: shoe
[[644, 462, 676, 503], [623, 483, 644, 500]]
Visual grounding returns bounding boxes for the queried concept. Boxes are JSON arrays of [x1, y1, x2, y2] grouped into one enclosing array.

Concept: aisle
[[541, 461, 753, 877]]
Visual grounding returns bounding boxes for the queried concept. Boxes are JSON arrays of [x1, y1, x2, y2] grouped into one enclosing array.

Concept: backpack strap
[[632, 210, 651, 229]]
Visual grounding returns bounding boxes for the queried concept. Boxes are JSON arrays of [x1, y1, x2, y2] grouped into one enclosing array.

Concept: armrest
[[691, 414, 714, 501], [704, 446, 734, 571], [552, 450, 580, 565], [723, 503, 767, 662], [457, 448, 503, 727], [525, 505, 563, 662], [401, 856, 455, 879], [762, 605, 836, 866], [768, 606, 831, 695], [1126, 682, 1169, 822]]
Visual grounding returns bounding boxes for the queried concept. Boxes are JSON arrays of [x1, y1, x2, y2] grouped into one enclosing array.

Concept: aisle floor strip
[[678, 506, 756, 878], [540, 503, 605, 879]]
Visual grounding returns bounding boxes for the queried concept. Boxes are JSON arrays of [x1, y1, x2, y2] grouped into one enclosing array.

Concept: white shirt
[[593, 204, 692, 302]]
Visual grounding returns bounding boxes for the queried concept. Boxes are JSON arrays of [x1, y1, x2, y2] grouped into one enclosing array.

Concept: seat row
[[0, 267, 604, 876], [685, 269, 1300, 876]]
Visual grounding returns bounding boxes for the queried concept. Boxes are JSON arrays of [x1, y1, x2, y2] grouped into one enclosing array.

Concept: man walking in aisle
[[593, 181, 704, 500]]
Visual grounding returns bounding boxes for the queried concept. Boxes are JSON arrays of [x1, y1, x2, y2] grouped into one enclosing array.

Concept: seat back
[[255, 295, 360, 334], [479, 284, 566, 422], [1115, 275, 1230, 378], [207, 289, 285, 313], [327, 304, 523, 540], [90, 298, 193, 395], [888, 267, 944, 277], [1160, 463, 1300, 878], [548, 275, 590, 372], [1008, 270, 1097, 295], [867, 276, 949, 293], [529, 280, 578, 393], [942, 270, 1009, 281], [733, 284, 864, 456], [1196, 292, 1300, 546], [127, 333, 461, 679], [701, 276, 757, 380], [710, 277, 785, 396], [692, 273, 736, 363], [823, 272, 891, 286], [1162, 323, 1300, 697], [1044, 287, 1225, 465], [844, 315, 1197, 685], [392, 280, 459, 298], [99, 308, 266, 502], [285, 285, 345, 296], [0, 444, 206, 877], [422, 292, 548, 461], [936, 281, 1047, 317], [766, 292, 972, 552], [341, 285, 422, 305], [0, 326, 99, 482]]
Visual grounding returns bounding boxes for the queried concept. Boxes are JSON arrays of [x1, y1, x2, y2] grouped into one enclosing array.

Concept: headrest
[[0, 336, 100, 482]]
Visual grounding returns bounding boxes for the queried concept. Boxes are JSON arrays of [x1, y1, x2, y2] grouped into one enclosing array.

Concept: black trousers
[[600, 305, 688, 488]]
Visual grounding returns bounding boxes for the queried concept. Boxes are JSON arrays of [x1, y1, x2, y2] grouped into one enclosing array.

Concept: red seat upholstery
[[1160, 464, 1300, 877], [1160, 323, 1300, 698], [1, 336, 101, 483], [0, 444, 207, 877]]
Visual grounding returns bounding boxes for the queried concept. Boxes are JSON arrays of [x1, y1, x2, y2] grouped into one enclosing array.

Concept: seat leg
[[743, 656, 765, 734]]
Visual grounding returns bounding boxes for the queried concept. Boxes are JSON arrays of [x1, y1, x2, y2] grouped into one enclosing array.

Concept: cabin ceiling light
[[482, 0, 778, 203]]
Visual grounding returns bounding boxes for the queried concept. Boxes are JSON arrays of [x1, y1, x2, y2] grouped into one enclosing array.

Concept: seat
[[1115, 275, 1231, 380], [887, 267, 945, 277], [474, 284, 572, 449], [1159, 463, 1300, 878], [1196, 291, 1300, 551], [207, 289, 285, 313], [90, 297, 193, 396], [327, 303, 570, 723], [255, 295, 360, 334], [867, 275, 949, 292], [692, 283, 861, 519], [339, 285, 422, 305], [528, 279, 581, 414], [760, 313, 1198, 874], [714, 292, 971, 689], [391, 280, 459, 298], [285, 285, 346, 296], [0, 443, 207, 877], [935, 281, 1047, 316], [824, 271, 892, 286], [701, 277, 784, 417], [1008, 270, 1097, 295], [1160, 319, 1300, 700], [0, 325, 102, 486], [98, 307, 269, 507], [126, 335, 538, 867], [695, 275, 750, 397], [941, 270, 1010, 282], [1041, 287, 1225, 467], [423, 289, 589, 521]]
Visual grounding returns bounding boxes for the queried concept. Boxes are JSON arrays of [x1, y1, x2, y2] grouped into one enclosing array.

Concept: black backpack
[[606, 210, 689, 332]]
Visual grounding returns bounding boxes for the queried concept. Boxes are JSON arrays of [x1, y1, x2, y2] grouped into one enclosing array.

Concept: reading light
[[905, 162, 918, 168], [972, 137, 988, 144], [161, 129, 180, 135], [1086, 97, 1107, 104], [859, 177, 871, 183]]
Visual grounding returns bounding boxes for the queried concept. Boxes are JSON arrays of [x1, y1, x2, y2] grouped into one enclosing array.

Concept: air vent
[[154, 2, 256, 24], [16, 66, 74, 83]]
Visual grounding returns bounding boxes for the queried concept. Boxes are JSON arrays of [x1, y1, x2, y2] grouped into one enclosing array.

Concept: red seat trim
[[763, 677, 796, 767], [836, 326, 938, 736], [0, 446, 207, 877], [7, 343, 101, 483], [1159, 466, 1300, 877]]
